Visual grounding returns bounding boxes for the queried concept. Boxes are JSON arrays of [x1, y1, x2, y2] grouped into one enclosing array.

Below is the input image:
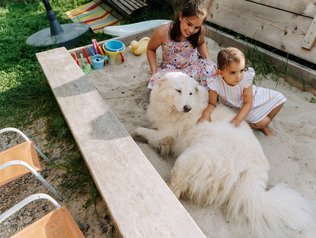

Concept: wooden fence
[[207, 0, 316, 65]]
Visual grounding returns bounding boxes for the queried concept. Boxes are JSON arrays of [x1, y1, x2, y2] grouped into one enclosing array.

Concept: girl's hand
[[197, 117, 205, 123], [197, 113, 211, 124], [231, 86, 252, 128], [151, 69, 157, 76], [230, 117, 241, 127]]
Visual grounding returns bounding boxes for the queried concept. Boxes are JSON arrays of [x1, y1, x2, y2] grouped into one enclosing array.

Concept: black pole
[[42, 0, 64, 36]]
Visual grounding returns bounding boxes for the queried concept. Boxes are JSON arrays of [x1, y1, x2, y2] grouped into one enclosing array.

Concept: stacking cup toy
[[102, 40, 125, 64]]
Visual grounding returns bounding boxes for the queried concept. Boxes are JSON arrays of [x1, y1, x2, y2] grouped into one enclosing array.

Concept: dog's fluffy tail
[[227, 179, 315, 237]]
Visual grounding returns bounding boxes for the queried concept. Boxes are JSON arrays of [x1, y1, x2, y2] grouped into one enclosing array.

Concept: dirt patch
[[0, 118, 118, 238]]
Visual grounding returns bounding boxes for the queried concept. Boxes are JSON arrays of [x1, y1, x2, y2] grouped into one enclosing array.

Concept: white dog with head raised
[[134, 72, 315, 237]]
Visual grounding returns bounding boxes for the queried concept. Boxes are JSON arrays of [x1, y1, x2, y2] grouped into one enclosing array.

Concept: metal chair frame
[[0, 127, 63, 200]]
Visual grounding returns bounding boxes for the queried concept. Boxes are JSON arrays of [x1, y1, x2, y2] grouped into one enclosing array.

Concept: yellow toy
[[129, 37, 150, 56]]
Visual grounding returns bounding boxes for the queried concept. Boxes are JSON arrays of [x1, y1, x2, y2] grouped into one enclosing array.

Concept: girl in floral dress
[[198, 47, 286, 136], [147, 0, 216, 89]]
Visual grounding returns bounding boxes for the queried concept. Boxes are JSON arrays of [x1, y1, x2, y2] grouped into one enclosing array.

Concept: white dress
[[206, 67, 286, 123]]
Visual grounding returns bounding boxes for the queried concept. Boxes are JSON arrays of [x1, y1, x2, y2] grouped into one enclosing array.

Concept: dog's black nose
[[183, 105, 192, 112]]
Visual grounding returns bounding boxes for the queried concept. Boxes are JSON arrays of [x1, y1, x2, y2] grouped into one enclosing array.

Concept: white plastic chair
[[0, 127, 63, 200]]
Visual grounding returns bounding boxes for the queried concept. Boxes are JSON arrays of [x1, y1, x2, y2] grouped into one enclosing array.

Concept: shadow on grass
[[0, 0, 105, 207]]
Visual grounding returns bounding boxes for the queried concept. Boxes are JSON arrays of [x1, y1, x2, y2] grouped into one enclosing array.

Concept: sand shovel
[[79, 53, 91, 74]]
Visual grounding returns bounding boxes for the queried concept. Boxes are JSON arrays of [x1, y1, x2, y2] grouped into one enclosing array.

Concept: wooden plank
[[129, 0, 147, 8], [115, 0, 137, 11], [207, 0, 316, 64], [36, 47, 206, 238], [105, 0, 147, 16], [107, 0, 132, 16], [302, 16, 316, 49], [248, 0, 315, 17], [122, 0, 143, 10]]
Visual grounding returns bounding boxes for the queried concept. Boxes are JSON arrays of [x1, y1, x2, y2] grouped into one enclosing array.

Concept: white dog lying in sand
[[134, 72, 315, 237]]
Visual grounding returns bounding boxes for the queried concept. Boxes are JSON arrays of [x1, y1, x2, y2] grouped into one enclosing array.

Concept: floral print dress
[[148, 25, 217, 89]]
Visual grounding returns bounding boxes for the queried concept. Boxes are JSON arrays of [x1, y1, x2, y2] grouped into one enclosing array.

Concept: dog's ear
[[156, 75, 169, 88], [159, 87, 173, 99], [194, 84, 204, 93], [151, 76, 167, 92], [151, 76, 173, 99], [195, 85, 209, 105], [158, 77, 167, 87]]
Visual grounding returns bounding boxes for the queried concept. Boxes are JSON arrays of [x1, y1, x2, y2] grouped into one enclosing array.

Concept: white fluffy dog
[[134, 72, 315, 237]]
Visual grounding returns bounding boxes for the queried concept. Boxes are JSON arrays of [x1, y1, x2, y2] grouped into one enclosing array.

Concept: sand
[[86, 37, 316, 237]]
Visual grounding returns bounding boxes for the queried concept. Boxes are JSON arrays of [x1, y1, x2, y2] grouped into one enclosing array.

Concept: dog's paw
[[169, 186, 182, 199], [131, 128, 148, 143], [154, 136, 175, 156], [168, 180, 182, 199]]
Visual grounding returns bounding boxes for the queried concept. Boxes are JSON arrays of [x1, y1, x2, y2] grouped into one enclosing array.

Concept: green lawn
[[0, 0, 172, 205]]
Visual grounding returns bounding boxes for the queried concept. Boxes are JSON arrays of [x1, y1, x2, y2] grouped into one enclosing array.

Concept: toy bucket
[[104, 39, 125, 52], [102, 40, 125, 64]]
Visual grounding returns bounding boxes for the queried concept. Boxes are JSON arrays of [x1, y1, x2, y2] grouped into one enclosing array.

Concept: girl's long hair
[[170, 0, 209, 48]]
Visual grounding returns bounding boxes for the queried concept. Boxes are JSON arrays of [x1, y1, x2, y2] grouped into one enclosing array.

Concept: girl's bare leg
[[249, 117, 272, 136], [267, 103, 284, 121], [261, 127, 273, 136], [249, 103, 284, 136]]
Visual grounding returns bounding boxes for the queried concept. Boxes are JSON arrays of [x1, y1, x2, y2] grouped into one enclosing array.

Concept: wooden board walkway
[[36, 47, 206, 238]]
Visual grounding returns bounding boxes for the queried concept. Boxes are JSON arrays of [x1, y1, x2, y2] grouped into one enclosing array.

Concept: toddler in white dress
[[198, 47, 286, 136]]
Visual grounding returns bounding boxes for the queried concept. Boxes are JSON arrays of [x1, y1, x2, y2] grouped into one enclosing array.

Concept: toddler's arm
[[231, 86, 253, 127], [198, 89, 217, 123], [147, 26, 165, 75]]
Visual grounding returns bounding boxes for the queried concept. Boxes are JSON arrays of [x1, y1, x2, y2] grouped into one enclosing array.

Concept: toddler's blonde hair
[[217, 47, 245, 70]]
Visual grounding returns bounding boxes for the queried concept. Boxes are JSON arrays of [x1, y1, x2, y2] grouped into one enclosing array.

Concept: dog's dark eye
[[175, 89, 181, 94]]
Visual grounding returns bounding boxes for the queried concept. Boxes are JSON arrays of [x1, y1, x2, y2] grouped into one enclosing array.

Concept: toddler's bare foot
[[261, 127, 273, 136]]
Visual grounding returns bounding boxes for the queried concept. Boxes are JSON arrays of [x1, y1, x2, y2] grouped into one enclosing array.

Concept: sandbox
[[37, 28, 316, 238]]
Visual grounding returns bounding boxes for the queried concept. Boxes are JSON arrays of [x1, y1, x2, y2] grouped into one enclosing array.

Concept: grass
[[0, 0, 172, 209], [244, 44, 314, 94], [245, 43, 281, 85], [309, 96, 316, 103], [0, 0, 99, 208]]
